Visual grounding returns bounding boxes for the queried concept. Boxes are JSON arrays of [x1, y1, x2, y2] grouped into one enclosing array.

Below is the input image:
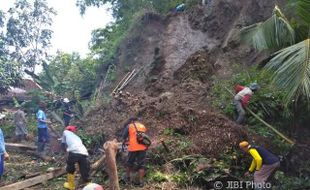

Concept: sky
[[1, 0, 114, 57]]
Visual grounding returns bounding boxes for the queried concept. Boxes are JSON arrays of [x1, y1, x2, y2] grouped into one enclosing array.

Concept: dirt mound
[[84, 0, 285, 157], [174, 50, 216, 82]]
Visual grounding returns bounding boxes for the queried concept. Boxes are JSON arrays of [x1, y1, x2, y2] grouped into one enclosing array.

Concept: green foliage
[[241, 6, 295, 51], [0, 60, 22, 94], [288, 0, 310, 25], [265, 39, 310, 103], [39, 52, 97, 98], [211, 66, 292, 126], [273, 171, 310, 189], [170, 155, 230, 186], [23, 89, 51, 112], [241, 4, 310, 105], [149, 171, 169, 182], [77, 130, 104, 148]]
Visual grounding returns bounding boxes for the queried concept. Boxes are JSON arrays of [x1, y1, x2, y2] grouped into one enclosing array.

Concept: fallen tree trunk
[[90, 155, 106, 176], [104, 139, 121, 190], [5, 143, 37, 151], [0, 168, 66, 190]]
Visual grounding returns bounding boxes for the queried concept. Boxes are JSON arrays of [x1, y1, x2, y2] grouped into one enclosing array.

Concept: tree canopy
[[0, 0, 55, 94], [4, 0, 56, 72]]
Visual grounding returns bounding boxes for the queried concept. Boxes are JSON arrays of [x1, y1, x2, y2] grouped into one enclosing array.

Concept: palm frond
[[241, 6, 295, 51], [265, 38, 310, 102], [289, 0, 310, 26]]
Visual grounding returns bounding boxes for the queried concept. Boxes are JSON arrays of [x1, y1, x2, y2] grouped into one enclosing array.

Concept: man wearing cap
[[234, 83, 260, 124], [239, 141, 280, 188], [63, 98, 74, 127], [0, 114, 9, 180], [62, 126, 90, 190]]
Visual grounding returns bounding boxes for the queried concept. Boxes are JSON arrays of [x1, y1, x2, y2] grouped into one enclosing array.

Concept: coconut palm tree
[[241, 0, 310, 103]]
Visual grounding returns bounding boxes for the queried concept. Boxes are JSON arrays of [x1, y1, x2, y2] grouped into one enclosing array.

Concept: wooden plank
[[0, 168, 66, 190], [5, 143, 37, 151]]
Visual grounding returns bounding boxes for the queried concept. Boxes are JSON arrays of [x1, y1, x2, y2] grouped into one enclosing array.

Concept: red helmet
[[66, 126, 77, 132]]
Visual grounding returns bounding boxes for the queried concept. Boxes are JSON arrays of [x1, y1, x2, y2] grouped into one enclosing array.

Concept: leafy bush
[[273, 171, 310, 189]]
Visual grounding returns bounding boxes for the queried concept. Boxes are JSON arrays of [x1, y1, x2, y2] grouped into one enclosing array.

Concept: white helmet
[[83, 183, 104, 190], [63, 98, 70, 103]]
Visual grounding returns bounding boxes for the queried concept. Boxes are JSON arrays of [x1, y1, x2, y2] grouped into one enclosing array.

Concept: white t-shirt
[[62, 130, 88, 156], [235, 87, 253, 100]]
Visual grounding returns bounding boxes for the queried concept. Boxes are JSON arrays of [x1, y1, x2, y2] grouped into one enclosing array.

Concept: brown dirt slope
[[84, 0, 284, 157]]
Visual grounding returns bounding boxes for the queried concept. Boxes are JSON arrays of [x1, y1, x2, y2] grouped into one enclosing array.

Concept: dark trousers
[[37, 128, 49, 152], [67, 152, 90, 183], [127, 151, 146, 170], [64, 117, 71, 127], [0, 154, 4, 176]]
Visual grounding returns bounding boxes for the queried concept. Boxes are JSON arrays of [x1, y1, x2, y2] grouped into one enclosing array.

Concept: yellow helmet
[[239, 141, 249, 148]]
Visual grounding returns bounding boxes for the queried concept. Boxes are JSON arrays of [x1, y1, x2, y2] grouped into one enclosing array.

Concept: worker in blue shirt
[[36, 103, 50, 155], [0, 114, 9, 179]]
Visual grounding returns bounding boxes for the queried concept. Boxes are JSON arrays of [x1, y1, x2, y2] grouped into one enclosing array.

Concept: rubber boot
[[64, 173, 75, 190]]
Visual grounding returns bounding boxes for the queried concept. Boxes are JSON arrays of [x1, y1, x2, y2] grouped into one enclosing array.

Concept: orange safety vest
[[128, 122, 147, 152]]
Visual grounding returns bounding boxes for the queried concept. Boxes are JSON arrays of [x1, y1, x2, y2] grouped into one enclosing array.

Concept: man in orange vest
[[122, 117, 148, 187]]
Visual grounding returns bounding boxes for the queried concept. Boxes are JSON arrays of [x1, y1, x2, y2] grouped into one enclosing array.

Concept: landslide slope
[[84, 0, 284, 157]]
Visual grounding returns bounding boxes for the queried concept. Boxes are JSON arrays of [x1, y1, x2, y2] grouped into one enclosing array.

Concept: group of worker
[[0, 83, 282, 189]]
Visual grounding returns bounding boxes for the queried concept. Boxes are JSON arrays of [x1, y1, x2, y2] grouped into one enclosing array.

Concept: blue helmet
[[249, 83, 260, 91]]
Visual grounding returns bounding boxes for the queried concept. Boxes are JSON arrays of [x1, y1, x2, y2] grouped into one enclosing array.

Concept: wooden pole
[[117, 69, 136, 93], [118, 70, 139, 92], [5, 143, 37, 151], [224, 87, 295, 145], [111, 71, 131, 95]]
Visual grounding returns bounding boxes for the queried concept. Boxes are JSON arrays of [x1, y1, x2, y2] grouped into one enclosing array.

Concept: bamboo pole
[[111, 71, 132, 95], [117, 69, 136, 93], [118, 70, 138, 92], [224, 87, 295, 145]]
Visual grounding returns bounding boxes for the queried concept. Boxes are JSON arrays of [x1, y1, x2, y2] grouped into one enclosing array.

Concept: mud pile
[[84, 0, 284, 157]]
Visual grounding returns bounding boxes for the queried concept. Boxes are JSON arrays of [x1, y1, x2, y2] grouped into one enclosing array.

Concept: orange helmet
[[239, 141, 249, 148]]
